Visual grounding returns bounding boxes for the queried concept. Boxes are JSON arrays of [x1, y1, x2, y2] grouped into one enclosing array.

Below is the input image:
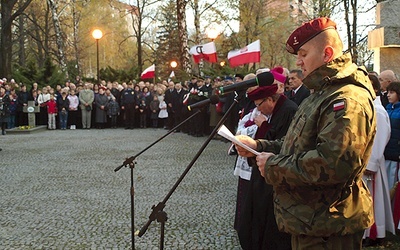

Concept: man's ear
[[323, 46, 334, 63]]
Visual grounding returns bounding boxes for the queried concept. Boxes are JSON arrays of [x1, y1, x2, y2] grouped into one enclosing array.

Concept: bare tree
[[177, 0, 191, 74], [47, 0, 69, 79], [111, 0, 159, 78], [0, 0, 33, 78]]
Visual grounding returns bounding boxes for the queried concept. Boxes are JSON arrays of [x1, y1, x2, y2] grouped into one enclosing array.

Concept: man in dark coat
[[16, 85, 29, 126], [171, 82, 188, 131], [286, 69, 310, 106], [164, 81, 175, 130], [237, 83, 297, 250], [120, 82, 137, 129]]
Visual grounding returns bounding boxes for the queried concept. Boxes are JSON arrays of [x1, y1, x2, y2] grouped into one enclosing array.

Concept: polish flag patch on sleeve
[[333, 101, 346, 111]]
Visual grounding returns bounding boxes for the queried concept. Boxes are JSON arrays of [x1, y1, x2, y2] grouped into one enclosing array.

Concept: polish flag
[[227, 40, 261, 67], [141, 64, 155, 79], [189, 42, 218, 64]]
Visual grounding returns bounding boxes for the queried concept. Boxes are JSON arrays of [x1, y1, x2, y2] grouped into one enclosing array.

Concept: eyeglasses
[[255, 98, 266, 107]]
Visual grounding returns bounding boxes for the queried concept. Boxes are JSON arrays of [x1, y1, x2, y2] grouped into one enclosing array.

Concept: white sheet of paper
[[217, 125, 261, 156]]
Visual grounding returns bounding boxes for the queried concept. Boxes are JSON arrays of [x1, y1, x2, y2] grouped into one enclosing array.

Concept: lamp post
[[92, 29, 103, 82]]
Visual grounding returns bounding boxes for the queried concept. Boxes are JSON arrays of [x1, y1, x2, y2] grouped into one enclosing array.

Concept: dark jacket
[[0, 94, 11, 122], [238, 95, 297, 250], [57, 97, 70, 113], [288, 84, 310, 106]]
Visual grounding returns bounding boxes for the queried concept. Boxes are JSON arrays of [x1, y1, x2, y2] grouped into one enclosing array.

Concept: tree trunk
[[0, 0, 33, 79], [47, 0, 69, 79], [177, 0, 191, 74], [0, 0, 16, 79], [192, 0, 201, 43], [18, 14, 26, 67], [351, 0, 358, 63], [72, 0, 81, 76]]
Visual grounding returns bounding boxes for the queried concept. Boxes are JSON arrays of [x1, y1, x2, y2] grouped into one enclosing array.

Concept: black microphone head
[[209, 95, 219, 104], [257, 72, 275, 87]]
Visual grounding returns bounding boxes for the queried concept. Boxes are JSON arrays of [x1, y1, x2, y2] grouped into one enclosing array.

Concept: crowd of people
[[1, 16, 400, 250], [0, 76, 235, 136]]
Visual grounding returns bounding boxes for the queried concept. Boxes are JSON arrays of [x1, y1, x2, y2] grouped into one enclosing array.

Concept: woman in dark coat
[[94, 86, 109, 129]]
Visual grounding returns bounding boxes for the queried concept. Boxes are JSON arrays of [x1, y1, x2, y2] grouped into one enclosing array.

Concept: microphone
[[217, 72, 274, 95], [187, 95, 219, 111]]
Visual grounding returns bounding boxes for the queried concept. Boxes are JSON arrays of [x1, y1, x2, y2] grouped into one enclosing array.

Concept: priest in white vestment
[[363, 96, 395, 245]]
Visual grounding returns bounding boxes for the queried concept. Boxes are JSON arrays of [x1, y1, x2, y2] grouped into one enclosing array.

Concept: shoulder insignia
[[333, 101, 345, 111]]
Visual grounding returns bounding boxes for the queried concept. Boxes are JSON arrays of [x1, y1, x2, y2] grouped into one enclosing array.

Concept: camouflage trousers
[[291, 231, 364, 250]]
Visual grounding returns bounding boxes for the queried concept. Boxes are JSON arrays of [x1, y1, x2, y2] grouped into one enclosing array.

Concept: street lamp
[[206, 28, 219, 41], [170, 60, 178, 69], [92, 29, 103, 82]]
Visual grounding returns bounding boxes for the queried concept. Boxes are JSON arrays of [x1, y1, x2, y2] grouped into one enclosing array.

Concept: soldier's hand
[[256, 152, 274, 178], [234, 135, 257, 157]]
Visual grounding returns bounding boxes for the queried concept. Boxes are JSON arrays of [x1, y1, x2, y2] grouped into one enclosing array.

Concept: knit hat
[[247, 84, 278, 101]]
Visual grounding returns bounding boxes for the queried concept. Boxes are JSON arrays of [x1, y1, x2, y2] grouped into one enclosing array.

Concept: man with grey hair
[[79, 83, 94, 129], [379, 69, 398, 107]]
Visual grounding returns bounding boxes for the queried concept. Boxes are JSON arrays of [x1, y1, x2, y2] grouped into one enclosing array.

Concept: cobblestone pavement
[[0, 128, 241, 249]]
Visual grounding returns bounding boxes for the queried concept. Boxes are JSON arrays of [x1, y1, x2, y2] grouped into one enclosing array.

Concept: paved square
[[0, 128, 240, 249]]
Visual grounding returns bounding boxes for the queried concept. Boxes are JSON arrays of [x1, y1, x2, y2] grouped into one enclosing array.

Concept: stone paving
[[0, 128, 241, 249]]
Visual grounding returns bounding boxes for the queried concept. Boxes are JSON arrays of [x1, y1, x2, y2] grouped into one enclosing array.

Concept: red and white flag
[[189, 42, 218, 64], [141, 64, 155, 79], [227, 40, 260, 67]]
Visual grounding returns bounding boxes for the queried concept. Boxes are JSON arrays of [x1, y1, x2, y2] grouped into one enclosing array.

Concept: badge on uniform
[[333, 100, 345, 111]]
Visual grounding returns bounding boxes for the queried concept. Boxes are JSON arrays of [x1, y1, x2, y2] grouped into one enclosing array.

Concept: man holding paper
[[235, 17, 376, 249], [231, 78, 297, 250]]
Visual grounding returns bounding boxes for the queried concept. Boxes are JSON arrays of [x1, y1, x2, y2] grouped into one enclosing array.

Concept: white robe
[[363, 97, 395, 238], [233, 109, 261, 180]]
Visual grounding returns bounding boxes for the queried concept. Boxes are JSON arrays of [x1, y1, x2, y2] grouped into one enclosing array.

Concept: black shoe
[[362, 238, 382, 247]]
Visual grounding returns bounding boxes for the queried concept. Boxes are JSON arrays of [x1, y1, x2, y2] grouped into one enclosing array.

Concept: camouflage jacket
[[256, 53, 376, 237]]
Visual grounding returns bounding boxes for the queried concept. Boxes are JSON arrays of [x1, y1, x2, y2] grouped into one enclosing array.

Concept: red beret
[[286, 17, 337, 54], [247, 84, 278, 101]]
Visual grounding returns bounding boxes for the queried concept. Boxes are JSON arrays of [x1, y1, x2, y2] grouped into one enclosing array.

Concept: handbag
[[85, 105, 92, 111]]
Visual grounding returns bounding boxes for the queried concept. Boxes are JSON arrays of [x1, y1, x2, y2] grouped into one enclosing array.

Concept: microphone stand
[[114, 109, 201, 250], [138, 91, 243, 249]]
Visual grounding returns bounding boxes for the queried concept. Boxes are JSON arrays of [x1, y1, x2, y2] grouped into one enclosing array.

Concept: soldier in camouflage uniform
[[235, 17, 376, 249]]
